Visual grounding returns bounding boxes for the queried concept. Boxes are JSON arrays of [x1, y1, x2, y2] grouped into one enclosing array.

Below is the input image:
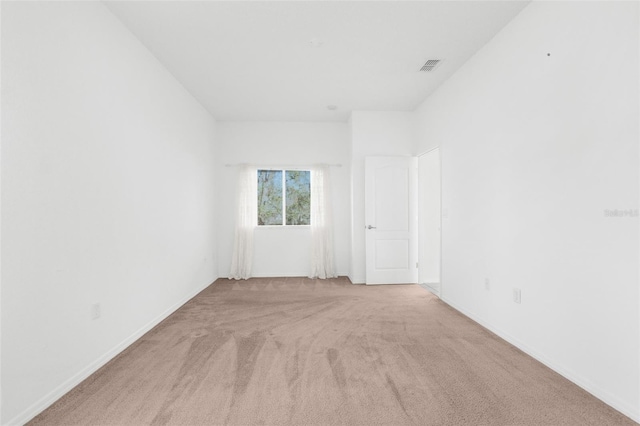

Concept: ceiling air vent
[[420, 59, 442, 72]]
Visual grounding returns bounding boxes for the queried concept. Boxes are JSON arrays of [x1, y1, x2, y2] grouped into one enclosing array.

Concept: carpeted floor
[[31, 277, 636, 426]]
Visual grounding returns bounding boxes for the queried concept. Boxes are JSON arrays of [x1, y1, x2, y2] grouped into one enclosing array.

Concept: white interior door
[[418, 148, 441, 295], [365, 156, 418, 285]]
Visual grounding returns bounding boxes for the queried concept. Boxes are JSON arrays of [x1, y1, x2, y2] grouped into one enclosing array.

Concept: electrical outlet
[[91, 303, 101, 320], [484, 278, 490, 291], [513, 288, 521, 304]]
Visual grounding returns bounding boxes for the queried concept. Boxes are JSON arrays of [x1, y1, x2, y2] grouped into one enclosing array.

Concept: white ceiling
[[104, 1, 530, 122]]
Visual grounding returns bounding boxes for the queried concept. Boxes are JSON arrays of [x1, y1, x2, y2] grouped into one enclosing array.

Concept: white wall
[[0, 2, 3, 423], [216, 122, 350, 278], [349, 111, 415, 283], [414, 1, 639, 421], [1, 2, 218, 424]]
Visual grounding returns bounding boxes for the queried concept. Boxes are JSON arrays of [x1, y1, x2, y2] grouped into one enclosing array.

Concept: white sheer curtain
[[309, 165, 337, 279], [229, 165, 257, 280]]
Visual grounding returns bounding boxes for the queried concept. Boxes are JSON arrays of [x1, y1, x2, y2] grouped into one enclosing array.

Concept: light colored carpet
[[31, 277, 636, 425]]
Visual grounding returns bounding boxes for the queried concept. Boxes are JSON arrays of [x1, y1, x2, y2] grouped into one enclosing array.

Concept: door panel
[[365, 156, 418, 285], [375, 240, 409, 269], [375, 167, 409, 231]]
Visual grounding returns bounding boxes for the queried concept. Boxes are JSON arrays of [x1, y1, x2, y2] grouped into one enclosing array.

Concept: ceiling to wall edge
[[101, 0, 532, 124]]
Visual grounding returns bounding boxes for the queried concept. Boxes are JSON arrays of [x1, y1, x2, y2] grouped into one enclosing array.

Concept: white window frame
[[257, 168, 311, 227]]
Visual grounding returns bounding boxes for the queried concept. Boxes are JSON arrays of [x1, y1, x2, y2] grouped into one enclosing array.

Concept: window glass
[[257, 169, 310, 226], [257, 170, 283, 225], [286, 170, 310, 225]]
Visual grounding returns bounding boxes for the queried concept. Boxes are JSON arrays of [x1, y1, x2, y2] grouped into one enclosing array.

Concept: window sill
[[255, 225, 311, 230]]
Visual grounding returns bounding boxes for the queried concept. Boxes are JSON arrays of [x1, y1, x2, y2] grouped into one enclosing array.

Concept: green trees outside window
[[285, 171, 310, 225], [257, 170, 283, 225], [257, 170, 310, 226]]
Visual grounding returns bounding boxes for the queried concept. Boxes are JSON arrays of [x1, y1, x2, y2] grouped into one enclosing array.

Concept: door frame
[[417, 146, 442, 298]]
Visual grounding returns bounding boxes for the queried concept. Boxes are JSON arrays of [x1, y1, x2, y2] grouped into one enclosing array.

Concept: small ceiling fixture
[[309, 38, 324, 48], [420, 59, 442, 72], [327, 105, 337, 111]]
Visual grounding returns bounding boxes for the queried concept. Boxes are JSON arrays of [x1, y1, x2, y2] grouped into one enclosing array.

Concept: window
[[257, 169, 310, 226]]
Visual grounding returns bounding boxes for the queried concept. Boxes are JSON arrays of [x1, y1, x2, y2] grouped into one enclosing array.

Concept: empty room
[[1, 0, 639, 425]]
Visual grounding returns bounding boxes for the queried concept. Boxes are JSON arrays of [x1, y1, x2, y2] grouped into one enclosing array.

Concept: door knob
[[367, 225, 377, 230]]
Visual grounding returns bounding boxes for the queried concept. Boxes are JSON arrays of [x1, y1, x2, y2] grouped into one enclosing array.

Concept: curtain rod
[[224, 163, 342, 168]]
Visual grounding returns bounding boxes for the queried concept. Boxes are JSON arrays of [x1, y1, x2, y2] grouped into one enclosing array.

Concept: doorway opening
[[418, 148, 441, 296]]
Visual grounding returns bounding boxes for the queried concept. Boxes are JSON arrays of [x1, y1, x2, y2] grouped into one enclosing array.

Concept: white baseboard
[[348, 275, 365, 284], [419, 283, 440, 297], [247, 271, 350, 279], [6, 277, 216, 426], [440, 296, 640, 424], [249, 271, 312, 278]]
